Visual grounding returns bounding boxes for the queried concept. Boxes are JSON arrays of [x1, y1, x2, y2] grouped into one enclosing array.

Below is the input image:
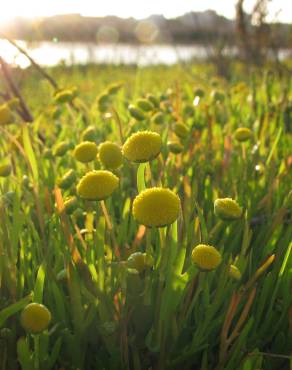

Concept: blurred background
[[0, 0, 291, 75]]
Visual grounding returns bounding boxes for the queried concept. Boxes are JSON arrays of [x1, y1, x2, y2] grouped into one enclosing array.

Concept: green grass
[[0, 63, 291, 370]]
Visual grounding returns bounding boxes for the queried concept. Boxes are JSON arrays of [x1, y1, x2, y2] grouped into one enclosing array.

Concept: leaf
[[17, 337, 34, 370], [22, 124, 39, 182], [34, 264, 46, 303], [0, 294, 32, 327]]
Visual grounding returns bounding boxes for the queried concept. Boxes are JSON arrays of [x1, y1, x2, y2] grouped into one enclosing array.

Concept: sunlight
[[0, 0, 291, 23]]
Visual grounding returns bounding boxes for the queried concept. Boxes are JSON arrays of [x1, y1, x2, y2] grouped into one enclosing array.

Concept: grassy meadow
[[0, 63, 291, 370]]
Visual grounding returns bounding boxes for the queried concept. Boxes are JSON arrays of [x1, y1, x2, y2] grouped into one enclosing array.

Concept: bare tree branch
[[0, 33, 59, 90], [0, 56, 33, 122]]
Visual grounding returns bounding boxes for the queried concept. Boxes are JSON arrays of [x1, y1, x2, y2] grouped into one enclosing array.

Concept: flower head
[[234, 127, 253, 142], [81, 126, 97, 142], [136, 98, 154, 112], [214, 198, 242, 221], [21, 303, 51, 334], [167, 141, 184, 154], [77, 170, 119, 201], [174, 123, 189, 139], [63, 196, 78, 215], [54, 88, 76, 104], [74, 141, 98, 163], [127, 252, 154, 273], [151, 112, 165, 125], [128, 104, 147, 121], [191, 244, 222, 271], [98, 141, 123, 169], [133, 187, 180, 227], [0, 104, 13, 125], [229, 264, 242, 280], [146, 94, 159, 108], [122, 131, 162, 163], [58, 169, 76, 189], [53, 141, 70, 157], [0, 163, 12, 177]]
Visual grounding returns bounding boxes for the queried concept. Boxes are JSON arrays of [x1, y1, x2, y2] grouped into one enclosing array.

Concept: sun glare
[[0, 0, 291, 26]]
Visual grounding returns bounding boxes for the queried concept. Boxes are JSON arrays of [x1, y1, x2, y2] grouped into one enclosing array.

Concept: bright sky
[[0, 0, 291, 24]]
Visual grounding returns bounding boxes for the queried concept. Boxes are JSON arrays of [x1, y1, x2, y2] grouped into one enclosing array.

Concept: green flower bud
[[81, 126, 97, 142], [63, 196, 78, 215], [128, 104, 147, 121], [136, 98, 154, 112], [127, 252, 154, 273], [167, 141, 184, 154], [54, 89, 76, 104], [107, 82, 123, 95], [97, 92, 110, 112], [97, 92, 110, 106], [229, 265, 242, 280], [53, 141, 70, 157], [0, 163, 12, 177], [151, 112, 165, 125], [146, 94, 160, 108], [58, 169, 76, 190], [174, 122, 189, 139]]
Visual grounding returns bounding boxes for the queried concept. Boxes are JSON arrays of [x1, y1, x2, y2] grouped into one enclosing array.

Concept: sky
[[0, 0, 291, 25]]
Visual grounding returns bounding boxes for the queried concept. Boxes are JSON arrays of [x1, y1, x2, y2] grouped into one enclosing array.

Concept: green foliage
[[0, 63, 291, 370]]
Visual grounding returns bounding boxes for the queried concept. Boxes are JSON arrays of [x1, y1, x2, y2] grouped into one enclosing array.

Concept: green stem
[[33, 335, 40, 370]]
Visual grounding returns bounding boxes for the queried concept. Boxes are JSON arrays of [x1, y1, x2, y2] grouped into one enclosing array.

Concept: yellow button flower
[[20, 303, 51, 334], [214, 198, 242, 221], [191, 244, 222, 271], [122, 131, 162, 163], [77, 170, 119, 201], [234, 127, 252, 142], [133, 187, 180, 227], [98, 141, 123, 169], [74, 141, 98, 163]]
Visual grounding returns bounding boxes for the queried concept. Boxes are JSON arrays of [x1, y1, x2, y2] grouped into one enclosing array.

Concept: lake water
[[0, 39, 290, 68]]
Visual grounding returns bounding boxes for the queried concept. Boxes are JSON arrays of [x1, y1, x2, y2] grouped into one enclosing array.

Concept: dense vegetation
[[0, 64, 291, 370]]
